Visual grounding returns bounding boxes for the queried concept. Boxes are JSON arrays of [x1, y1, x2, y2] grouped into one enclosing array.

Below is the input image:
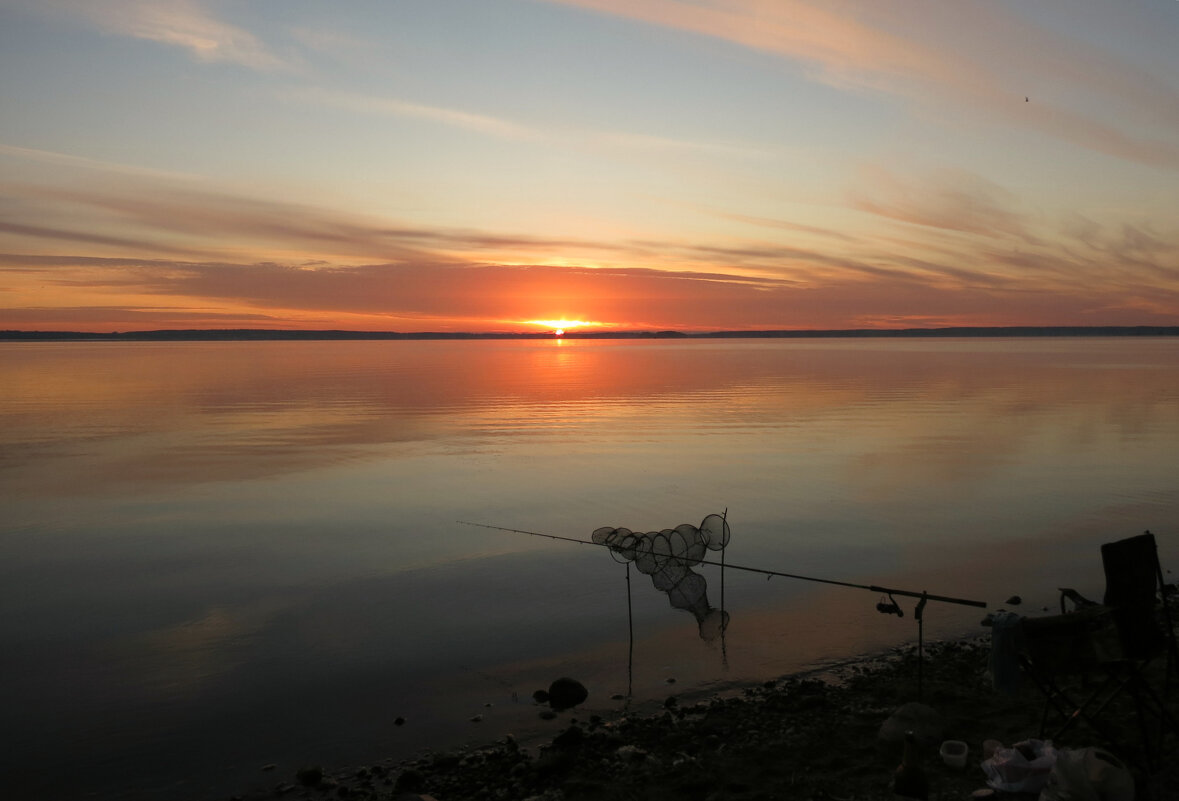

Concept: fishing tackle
[[459, 520, 987, 609], [876, 593, 904, 617]]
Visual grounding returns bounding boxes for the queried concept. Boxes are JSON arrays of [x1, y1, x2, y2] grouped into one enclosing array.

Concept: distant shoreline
[[3, 325, 1179, 341]]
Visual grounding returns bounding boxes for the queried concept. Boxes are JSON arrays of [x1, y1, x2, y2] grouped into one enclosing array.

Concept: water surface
[[2, 338, 1178, 799]]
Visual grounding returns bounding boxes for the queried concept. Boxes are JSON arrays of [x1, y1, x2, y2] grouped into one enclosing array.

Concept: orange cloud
[[6, 250, 1179, 333], [546, 0, 1179, 169], [4, 152, 1179, 332], [848, 165, 1039, 244]]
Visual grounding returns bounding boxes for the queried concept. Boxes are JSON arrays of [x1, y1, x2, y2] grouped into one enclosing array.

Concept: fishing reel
[[876, 592, 904, 617]]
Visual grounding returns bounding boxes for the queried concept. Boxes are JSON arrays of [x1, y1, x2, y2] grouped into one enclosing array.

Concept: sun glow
[[524, 319, 602, 331]]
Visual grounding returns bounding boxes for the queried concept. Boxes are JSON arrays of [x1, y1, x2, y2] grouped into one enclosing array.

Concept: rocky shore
[[236, 636, 1178, 801]]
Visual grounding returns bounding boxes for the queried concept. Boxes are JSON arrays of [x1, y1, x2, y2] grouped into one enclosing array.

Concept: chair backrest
[[1101, 532, 1163, 660]]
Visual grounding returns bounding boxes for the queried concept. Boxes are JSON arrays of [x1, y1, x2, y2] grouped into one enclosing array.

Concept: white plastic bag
[[1038, 747, 1134, 801], [981, 739, 1058, 793]]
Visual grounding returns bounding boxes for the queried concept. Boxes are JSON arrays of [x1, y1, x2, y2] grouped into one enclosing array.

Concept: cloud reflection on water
[[3, 338, 1178, 498], [2, 338, 1179, 800]]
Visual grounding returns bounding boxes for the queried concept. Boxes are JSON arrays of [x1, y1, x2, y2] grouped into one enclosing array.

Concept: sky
[[1, 0, 1178, 333]]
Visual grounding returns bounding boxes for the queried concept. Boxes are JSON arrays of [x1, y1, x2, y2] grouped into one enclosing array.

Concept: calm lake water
[[2, 337, 1178, 799]]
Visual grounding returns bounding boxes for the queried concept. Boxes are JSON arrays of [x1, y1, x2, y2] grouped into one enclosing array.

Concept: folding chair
[[1097, 531, 1179, 767], [1017, 606, 1123, 746], [1017, 531, 1178, 771]]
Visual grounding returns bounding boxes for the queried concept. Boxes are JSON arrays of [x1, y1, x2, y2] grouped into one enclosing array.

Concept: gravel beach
[[233, 635, 1179, 801]]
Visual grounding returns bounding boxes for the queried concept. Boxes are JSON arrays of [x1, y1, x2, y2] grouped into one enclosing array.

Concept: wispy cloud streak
[[547, 0, 1179, 168], [35, 0, 289, 70], [4, 153, 1178, 330], [848, 165, 1040, 245], [286, 88, 540, 141], [0, 142, 202, 181]]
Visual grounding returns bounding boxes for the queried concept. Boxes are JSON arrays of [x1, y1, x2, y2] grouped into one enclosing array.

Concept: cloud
[[286, 88, 759, 156], [708, 210, 859, 243], [548, 0, 945, 91], [546, 0, 1179, 169], [30, 0, 288, 70], [2, 178, 655, 266], [0, 304, 280, 325], [286, 87, 540, 141], [1016, 101, 1179, 170], [4, 171, 905, 289], [1053, 218, 1179, 284], [4, 152, 1179, 331], [4, 254, 780, 300], [0, 250, 841, 330], [8, 246, 1179, 332], [287, 26, 375, 61], [670, 241, 907, 283], [843, 164, 1178, 296], [848, 165, 1040, 244], [588, 131, 764, 159], [0, 142, 202, 182], [0, 221, 200, 256]]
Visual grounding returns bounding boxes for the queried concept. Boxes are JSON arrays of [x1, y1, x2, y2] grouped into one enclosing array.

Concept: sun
[[524, 318, 603, 336]]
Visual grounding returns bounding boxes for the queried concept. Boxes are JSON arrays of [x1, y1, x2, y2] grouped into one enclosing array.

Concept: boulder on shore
[[535, 677, 588, 710], [877, 701, 944, 747]]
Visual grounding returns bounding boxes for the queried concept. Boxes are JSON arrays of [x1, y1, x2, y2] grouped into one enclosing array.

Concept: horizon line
[[4, 325, 1179, 341]]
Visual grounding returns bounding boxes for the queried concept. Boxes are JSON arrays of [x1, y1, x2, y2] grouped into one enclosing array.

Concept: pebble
[[615, 744, 648, 762], [552, 725, 584, 750], [296, 766, 323, 786], [394, 768, 425, 793]]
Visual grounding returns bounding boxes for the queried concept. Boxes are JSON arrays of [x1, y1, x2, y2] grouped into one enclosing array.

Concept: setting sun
[[524, 319, 602, 332]]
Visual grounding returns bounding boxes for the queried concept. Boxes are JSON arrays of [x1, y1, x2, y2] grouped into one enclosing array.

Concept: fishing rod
[[457, 521, 987, 609]]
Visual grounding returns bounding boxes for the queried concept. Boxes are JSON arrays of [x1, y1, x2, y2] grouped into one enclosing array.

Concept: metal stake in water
[[625, 561, 633, 699]]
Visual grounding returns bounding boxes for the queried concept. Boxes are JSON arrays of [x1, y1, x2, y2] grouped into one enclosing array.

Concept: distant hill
[[3, 326, 1179, 341]]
